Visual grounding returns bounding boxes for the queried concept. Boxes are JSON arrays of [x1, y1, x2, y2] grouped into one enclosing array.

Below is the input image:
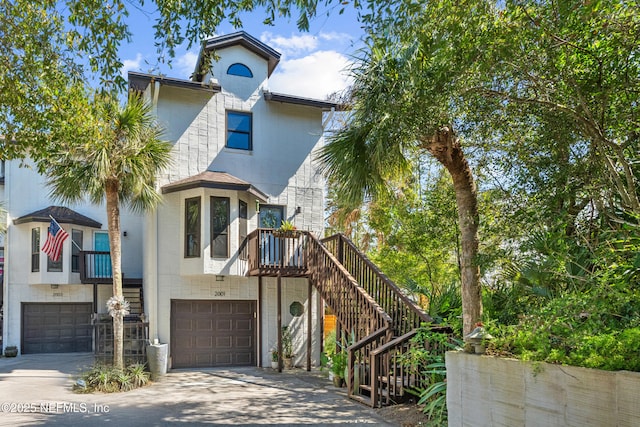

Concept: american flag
[[42, 219, 69, 262]]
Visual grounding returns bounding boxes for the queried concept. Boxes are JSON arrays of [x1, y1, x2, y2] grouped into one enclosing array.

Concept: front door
[[94, 231, 112, 278], [259, 206, 284, 265]]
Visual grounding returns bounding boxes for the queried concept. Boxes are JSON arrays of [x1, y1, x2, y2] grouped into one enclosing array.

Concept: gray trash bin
[[146, 343, 168, 380]]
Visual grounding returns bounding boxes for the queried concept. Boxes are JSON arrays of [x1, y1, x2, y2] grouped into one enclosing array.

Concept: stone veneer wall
[[446, 351, 640, 427]]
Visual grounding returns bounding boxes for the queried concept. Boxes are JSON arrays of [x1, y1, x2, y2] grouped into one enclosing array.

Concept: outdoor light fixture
[[464, 323, 493, 355], [216, 275, 225, 281], [295, 206, 302, 214]]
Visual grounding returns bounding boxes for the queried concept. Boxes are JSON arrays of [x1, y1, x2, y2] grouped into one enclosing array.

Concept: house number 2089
[[214, 291, 225, 297]]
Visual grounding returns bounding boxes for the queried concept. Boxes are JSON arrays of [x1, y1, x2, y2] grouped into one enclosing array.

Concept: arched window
[[227, 63, 253, 78]]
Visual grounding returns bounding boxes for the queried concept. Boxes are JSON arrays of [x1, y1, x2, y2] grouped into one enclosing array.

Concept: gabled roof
[[195, 31, 281, 80], [263, 90, 342, 111], [129, 71, 221, 93], [14, 206, 102, 228], [161, 171, 269, 201]]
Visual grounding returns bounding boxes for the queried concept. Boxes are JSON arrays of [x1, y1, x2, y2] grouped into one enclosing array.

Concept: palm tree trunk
[[423, 127, 482, 336], [106, 180, 124, 369]]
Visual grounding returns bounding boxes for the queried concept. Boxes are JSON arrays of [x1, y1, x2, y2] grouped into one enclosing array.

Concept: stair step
[[349, 394, 374, 407], [123, 288, 143, 315], [358, 383, 393, 399]]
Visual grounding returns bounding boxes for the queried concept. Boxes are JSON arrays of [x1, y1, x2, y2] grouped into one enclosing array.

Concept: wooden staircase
[[123, 286, 144, 317], [243, 229, 449, 407], [321, 234, 451, 407]]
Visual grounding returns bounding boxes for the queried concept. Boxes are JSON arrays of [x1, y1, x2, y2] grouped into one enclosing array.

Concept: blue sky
[[119, 5, 365, 100]]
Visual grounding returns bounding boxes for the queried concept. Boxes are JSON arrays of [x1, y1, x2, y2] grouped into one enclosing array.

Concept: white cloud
[[268, 50, 353, 100], [121, 53, 143, 76], [175, 51, 199, 79], [260, 32, 319, 56], [319, 31, 353, 43]]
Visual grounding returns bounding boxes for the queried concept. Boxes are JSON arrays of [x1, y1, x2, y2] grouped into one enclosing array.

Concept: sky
[[119, 5, 365, 100]]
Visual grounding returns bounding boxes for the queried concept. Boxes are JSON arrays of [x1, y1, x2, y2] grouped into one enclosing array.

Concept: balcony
[[241, 229, 310, 277], [80, 229, 311, 283], [79, 251, 143, 287], [79, 251, 113, 284]]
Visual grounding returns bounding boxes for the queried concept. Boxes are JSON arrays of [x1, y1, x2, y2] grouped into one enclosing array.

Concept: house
[[0, 32, 434, 408], [133, 31, 339, 368], [0, 31, 337, 368]]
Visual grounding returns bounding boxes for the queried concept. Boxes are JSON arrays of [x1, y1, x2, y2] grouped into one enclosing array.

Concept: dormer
[[192, 31, 281, 100]]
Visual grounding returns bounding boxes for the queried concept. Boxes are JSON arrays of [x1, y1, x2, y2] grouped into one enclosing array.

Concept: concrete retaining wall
[[446, 351, 640, 427]]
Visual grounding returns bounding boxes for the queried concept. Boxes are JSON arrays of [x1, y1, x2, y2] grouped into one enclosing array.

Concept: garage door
[[171, 300, 256, 368], [22, 303, 93, 353]]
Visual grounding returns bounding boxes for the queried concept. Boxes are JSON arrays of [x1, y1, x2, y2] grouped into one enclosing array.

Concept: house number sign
[[214, 291, 225, 297]]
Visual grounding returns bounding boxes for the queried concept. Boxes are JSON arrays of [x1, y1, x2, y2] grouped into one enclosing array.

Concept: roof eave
[[263, 90, 342, 111], [129, 71, 221, 93], [162, 180, 269, 202], [202, 31, 281, 77]]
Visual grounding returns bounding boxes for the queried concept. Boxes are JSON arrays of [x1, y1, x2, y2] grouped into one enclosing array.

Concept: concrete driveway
[[0, 354, 395, 426]]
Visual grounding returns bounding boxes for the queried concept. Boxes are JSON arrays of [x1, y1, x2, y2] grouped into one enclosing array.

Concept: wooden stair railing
[[369, 326, 453, 407], [241, 230, 447, 407], [304, 232, 393, 345], [323, 234, 449, 407], [303, 233, 397, 406], [322, 234, 432, 335]]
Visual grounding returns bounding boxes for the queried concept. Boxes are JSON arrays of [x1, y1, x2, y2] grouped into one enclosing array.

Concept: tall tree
[[462, 0, 640, 226], [318, 0, 499, 336], [44, 94, 173, 369]]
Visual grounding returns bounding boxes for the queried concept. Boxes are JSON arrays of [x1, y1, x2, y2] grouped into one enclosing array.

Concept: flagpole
[[49, 214, 82, 251]]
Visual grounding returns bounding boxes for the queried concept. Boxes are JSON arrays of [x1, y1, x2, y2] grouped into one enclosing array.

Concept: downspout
[[152, 81, 160, 116], [2, 162, 11, 352], [145, 79, 161, 343], [2, 211, 8, 352], [322, 107, 336, 129]]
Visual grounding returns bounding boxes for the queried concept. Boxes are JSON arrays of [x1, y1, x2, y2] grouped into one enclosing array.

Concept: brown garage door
[[22, 303, 93, 353], [171, 300, 256, 368]]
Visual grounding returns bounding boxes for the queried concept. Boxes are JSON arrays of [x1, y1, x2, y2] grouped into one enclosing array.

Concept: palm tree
[[318, 44, 482, 337], [45, 92, 173, 369]]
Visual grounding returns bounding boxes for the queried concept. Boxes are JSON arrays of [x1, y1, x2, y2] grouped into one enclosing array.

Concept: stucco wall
[[1, 159, 144, 351], [141, 36, 326, 368], [446, 351, 640, 427], [152, 275, 321, 369]]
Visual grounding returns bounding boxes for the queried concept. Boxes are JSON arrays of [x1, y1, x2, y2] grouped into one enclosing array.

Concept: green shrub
[[488, 287, 640, 372], [75, 363, 150, 393], [324, 329, 337, 355], [398, 326, 459, 424], [330, 351, 348, 379]]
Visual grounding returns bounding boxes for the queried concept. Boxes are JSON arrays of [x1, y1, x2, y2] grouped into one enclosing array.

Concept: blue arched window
[[227, 63, 253, 78]]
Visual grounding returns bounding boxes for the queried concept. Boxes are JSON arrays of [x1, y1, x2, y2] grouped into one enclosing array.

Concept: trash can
[[146, 343, 168, 380]]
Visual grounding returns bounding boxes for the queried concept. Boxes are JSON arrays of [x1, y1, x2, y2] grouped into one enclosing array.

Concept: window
[[47, 238, 63, 272], [185, 197, 201, 258], [31, 228, 40, 272], [227, 63, 253, 78], [71, 229, 83, 273], [259, 205, 284, 229], [226, 111, 252, 150], [211, 197, 230, 258], [239, 200, 248, 242], [239, 200, 248, 260]]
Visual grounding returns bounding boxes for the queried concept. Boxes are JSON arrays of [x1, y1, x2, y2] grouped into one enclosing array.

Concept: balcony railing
[[241, 229, 310, 277], [79, 251, 113, 284]]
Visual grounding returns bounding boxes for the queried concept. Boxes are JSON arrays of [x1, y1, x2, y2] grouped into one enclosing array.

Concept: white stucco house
[[0, 31, 339, 369]]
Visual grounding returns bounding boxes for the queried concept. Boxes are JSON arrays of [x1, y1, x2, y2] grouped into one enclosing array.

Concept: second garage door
[[171, 300, 256, 368], [22, 303, 93, 354]]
